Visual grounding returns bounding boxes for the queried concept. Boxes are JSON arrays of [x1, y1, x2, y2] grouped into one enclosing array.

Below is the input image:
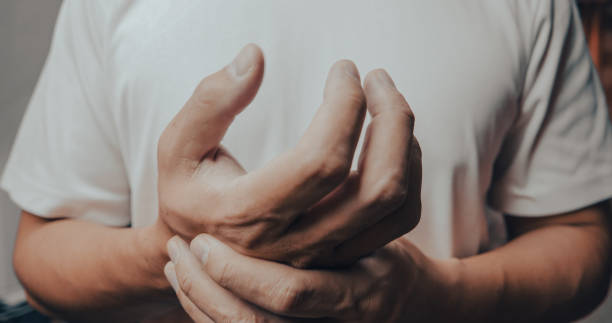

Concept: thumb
[[158, 44, 264, 171]]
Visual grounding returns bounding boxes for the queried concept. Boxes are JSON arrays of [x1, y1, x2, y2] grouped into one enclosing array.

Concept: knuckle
[[238, 216, 283, 249], [216, 261, 235, 289], [310, 152, 351, 187], [191, 77, 240, 119], [193, 77, 221, 106], [363, 173, 408, 212], [270, 276, 308, 313], [177, 272, 194, 296], [235, 228, 265, 250], [393, 106, 415, 129], [372, 92, 413, 124], [214, 210, 285, 252], [288, 254, 316, 269]]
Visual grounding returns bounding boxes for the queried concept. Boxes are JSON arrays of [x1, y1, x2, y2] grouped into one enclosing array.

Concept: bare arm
[[163, 59, 612, 322], [165, 201, 611, 322], [448, 201, 611, 322], [13, 211, 175, 322], [12, 45, 421, 322]]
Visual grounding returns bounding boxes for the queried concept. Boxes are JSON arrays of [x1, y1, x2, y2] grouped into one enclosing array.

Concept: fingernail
[[164, 263, 179, 292], [374, 69, 395, 88], [191, 237, 210, 265], [167, 238, 180, 263], [230, 44, 257, 77]]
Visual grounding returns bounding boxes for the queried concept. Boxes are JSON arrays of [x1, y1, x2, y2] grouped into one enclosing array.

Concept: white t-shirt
[[2, 0, 612, 259]]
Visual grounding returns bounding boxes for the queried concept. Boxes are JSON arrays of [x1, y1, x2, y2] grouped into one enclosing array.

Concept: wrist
[[136, 220, 176, 290], [423, 256, 504, 323], [390, 238, 464, 321], [408, 255, 464, 321]]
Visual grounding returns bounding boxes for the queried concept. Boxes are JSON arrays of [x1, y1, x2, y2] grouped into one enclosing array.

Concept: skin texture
[[155, 44, 422, 268], [13, 44, 612, 322], [14, 211, 178, 322], [161, 45, 612, 322], [166, 193, 612, 322], [12, 44, 421, 321]]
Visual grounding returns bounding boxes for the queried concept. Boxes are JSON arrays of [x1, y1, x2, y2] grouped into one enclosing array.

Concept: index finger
[[168, 237, 281, 322], [190, 234, 364, 319], [282, 69, 420, 264], [230, 60, 366, 217], [324, 69, 420, 261]]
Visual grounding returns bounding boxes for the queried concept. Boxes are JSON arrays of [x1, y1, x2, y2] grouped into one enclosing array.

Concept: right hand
[[155, 44, 422, 268]]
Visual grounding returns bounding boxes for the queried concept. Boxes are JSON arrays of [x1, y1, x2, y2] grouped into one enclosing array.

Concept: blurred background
[[0, 1, 610, 322]]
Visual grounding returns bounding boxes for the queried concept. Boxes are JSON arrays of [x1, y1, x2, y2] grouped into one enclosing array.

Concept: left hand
[[157, 53, 423, 269], [165, 234, 457, 322]]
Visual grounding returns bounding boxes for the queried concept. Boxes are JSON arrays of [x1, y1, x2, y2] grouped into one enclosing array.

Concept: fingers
[[190, 234, 360, 318], [333, 138, 422, 264], [352, 68, 418, 226], [164, 263, 214, 323], [232, 60, 366, 221], [327, 69, 420, 262], [359, 68, 416, 188], [283, 69, 421, 266], [158, 44, 265, 172], [167, 237, 276, 322]]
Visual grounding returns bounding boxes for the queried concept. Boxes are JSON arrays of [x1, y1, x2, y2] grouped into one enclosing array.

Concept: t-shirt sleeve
[[0, 0, 130, 226], [488, 0, 612, 216]]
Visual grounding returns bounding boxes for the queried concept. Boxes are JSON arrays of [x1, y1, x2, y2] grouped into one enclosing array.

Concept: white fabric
[[2, 0, 612, 258]]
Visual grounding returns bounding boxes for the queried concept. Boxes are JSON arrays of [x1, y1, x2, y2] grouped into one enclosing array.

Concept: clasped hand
[[156, 44, 430, 322], [155, 44, 422, 268]]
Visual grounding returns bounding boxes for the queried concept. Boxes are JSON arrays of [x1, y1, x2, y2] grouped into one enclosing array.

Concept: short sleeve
[[0, 1, 130, 226], [488, 0, 612, 216]]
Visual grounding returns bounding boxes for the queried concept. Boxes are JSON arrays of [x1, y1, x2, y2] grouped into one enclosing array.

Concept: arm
[[164, 61, 611, 322], [13, 211, 175, 322], [13, 45, 419, 322], [448, 201, 611, 322], [452, 2, 612, 320], [7, 2, 179, 319], [166, 201, 611, 322]]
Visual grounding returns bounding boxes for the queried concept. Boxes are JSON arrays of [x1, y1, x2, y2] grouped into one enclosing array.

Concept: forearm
[[437, 207, 611, 322], [13, 212, 175, 322]]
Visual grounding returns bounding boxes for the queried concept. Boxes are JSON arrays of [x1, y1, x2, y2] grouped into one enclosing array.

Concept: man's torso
[[100, 0, 535, 257]]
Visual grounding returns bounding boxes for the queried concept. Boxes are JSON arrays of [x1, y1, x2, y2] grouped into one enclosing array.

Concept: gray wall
[[0, 1, 610, 321], [0, 0, 62, 303]]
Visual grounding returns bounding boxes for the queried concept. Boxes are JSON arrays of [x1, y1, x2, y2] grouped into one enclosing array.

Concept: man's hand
[[165, 203, 612, 323], [154, 44, 422, 268], [164, 234, 453, 322]]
